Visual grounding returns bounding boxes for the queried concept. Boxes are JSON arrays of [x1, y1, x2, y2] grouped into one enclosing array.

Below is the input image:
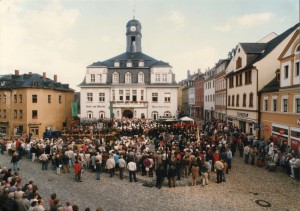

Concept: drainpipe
[[253, 67, 261, 140]]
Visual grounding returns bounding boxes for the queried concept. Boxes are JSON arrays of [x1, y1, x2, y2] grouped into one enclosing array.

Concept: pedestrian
[[214, 160, 224, 184], [74, 160, 83, 182], [201, 161, 209, 187], [244, 145, 250, 164], [118, 155, 126, 180], [127, 158, 137, 182], [168, 161, 177, 188], [95, 158, 101, 180], [39, 151, 48, 170], [11, 151, 20, 171], [106, 155, 115, 177], [155, 166, 163, 189], [191, 163, 199, 186]]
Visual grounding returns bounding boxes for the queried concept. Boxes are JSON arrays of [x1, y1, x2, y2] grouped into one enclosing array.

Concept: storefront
[[271, 123, 289, 144], [291, 126, 300, 154], [0, 121, 8, 135]]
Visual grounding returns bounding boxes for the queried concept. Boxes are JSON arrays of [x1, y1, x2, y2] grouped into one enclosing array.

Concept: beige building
[[225, 24, 299, 137], [260, 28, 300, 153], [0, 70, 74, 138]]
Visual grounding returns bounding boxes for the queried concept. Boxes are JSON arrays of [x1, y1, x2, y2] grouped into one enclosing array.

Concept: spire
[[133, 4, 135, 20]]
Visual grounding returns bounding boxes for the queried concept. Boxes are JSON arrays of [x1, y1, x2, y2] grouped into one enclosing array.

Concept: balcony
[[111, 100, 148, 108]]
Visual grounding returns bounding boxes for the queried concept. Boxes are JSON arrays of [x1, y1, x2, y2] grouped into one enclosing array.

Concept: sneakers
[[290, 175, 295, 178]]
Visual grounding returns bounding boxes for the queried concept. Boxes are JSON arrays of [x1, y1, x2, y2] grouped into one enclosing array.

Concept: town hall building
[[79, 19, 178, 120]]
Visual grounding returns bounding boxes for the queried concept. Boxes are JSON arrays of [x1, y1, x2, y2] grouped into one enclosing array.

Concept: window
[[125, 90, 130, 101], [139, 60, 144, 67], [99, 111, 105, 119], [99, 74, 102, 83], [243, 93, 246, 107], [59, 95, 62, 104], [164, 93, 171, 102], [3, 95, 6, 103], [164, 111, 171, 117], [112, 90, 115, 101], [87, 93, 93, 102], [232, 95, 235, 107], [162, 74, 167, 82], [236, 94, 239, 107], [114, 61, 120, 67], [14, 110, 17, 118], [283, 98, 288, 112], [30, 127, 39, 135], [236, 75, 239, 86], [87, 111, 93, 119], [228, 96, 231, 106], [113, 72, 119, 83], [19, 94, 22, 103], [14, 94, 17, 103], [155, 74, 160, 82], [125, 72, 131, 83], [152, 93, 158, 102], [32, 110, 38, 119], [138, 72, 144, 83], [239, 74, 243, 86], [140, 90, 144, 101], [229, 77, 234, 88], [91, 74, 95, 82], [132, 90, 137, 101], [119, 90, 123, 101], [48, 95, 51, 103], [19, 110, 23, 119], [3, 109, 6, 118], [295, 62, 300, 77], [236, 57, 242, 69], [151, 111, 159, 120], [284, 65, 289, 78], [245, 70, 252, 84], [99, 93, 105, 102], [264, 99, 268, 111], [273, 99, 277, 111], [32, 95, 37, 103], [295, 98, 300, 113], [249, 93, 254, 107]]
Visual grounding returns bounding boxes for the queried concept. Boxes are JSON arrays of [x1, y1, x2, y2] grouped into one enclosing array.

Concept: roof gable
[[278, 29, 300, 61]]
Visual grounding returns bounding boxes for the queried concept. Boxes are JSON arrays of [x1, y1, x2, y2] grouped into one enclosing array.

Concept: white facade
[[204, 70, 215, 120]]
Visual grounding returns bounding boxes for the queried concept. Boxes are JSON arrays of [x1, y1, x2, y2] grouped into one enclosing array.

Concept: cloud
[[213, 12, 273, 32], [236, 12, 273, 27], [213, 23, 231, 32], [159, 11, 185, 29]]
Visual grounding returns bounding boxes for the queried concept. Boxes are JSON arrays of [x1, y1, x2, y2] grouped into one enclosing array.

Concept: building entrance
[[123, 110, 133, 118]]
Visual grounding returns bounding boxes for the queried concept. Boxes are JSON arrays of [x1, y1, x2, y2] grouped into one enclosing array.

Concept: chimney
[[42, 72, 46, 80], [15, 70, 19, 76], [187, 70, 191, 78], [198, 68, 201, 74], [29, 72, 32, 75], [54, 75, 57, 82]]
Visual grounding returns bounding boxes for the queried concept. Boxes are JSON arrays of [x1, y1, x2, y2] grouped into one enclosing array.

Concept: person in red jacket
[[74, 160, 82, 182]]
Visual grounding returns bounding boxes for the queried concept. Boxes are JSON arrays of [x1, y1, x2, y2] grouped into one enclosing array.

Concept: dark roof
[[226, 23, 300, 77], [259, 77, 279, 93], [126, 19, 141, 27], [0, 73, 74, 91], [88, 52, 171, 68], [240, 43, 268, 54]]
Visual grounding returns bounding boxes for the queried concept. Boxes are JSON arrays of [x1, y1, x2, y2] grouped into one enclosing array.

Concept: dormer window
[[127, 60, 132, 67], [125, 72, 132, 83], [138, 72, 144, 83], [114, 60, 120, 67], [138, 60, 144, 67], [236, 57, 242, 69], [32, 80, 38, 86], [90, 74, 95, 82], [112, 72, 119, 83]]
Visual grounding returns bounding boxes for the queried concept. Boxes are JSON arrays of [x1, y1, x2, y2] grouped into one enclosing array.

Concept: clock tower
[[126, 19, 142, 53]]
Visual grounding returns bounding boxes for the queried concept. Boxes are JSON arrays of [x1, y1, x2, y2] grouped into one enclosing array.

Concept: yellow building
[[0, 70, 74, 138], [260, 28, 300, 154]]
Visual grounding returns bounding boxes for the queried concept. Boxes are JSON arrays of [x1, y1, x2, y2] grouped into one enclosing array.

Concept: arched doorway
[[123, 110, 133, 118]]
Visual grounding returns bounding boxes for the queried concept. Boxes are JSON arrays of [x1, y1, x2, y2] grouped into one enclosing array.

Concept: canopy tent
[[180, 116, 194, 122]]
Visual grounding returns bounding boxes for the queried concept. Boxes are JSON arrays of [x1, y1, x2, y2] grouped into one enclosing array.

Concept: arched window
[[125, 72, 131, 83], [243, 93, 247, 107], [151, 111, 159, 120], [99, 111, 105, 119], [164, 111, 172, 117], [236, 57, 242, 69], [87, 111, 93, 119], [138, 72, 144, 83], [112, 72, 119, 83]]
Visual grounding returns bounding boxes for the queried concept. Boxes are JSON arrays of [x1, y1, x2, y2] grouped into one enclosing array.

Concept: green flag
[[71, 102, 78, 117]]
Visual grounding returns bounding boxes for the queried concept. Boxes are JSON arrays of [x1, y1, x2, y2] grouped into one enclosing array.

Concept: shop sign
[[291, 138, 300, 154], [237, 112, 248, 118], [279, 129, 285, 135]]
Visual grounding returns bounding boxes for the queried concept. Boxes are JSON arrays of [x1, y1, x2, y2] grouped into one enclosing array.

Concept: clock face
[[130, 26, 136, 32]]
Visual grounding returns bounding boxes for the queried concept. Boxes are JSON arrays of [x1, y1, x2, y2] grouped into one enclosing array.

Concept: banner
[[71, 102, 78, 117]]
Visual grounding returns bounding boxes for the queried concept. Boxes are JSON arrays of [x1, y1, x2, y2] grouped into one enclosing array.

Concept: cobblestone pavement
[[1, 153, 299, 211]]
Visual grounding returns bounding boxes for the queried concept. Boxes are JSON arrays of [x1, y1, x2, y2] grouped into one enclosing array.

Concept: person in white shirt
[[127, 158, 137, 182], [118, 155, 126, 180]]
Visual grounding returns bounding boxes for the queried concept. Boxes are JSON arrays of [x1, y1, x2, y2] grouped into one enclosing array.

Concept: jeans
[[216, 169, 223, 183], [129, 171, 137, 182], [42, 160, 48, 170], [119, 167, 125, 179], [96, 171, 100, 180]]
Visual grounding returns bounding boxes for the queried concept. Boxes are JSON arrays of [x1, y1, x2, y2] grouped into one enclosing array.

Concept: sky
[[0, 0, 299, 91]]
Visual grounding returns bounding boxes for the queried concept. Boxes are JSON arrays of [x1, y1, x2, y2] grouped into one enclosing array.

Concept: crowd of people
[[0, 117, 299, 210]]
